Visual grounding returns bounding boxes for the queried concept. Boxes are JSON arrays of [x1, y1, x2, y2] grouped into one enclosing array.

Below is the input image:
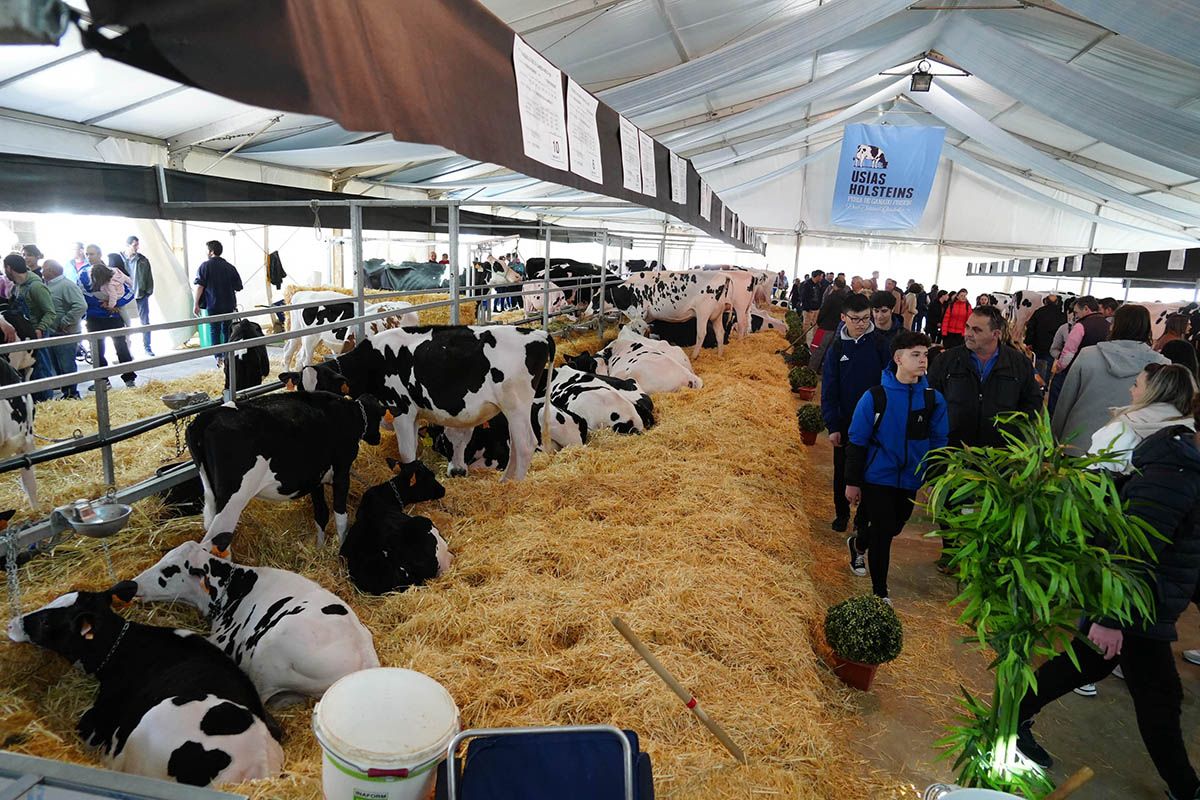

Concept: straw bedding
[[0, 324, 912, 799]]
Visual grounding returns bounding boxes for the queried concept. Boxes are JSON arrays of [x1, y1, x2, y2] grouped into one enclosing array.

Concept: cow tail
[[539, 334, 556, 447]]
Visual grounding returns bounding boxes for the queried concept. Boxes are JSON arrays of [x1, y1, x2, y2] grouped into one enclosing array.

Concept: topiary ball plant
[[824, 594, 903, 665], [796, 403, 825, 433], [789, 365, 819, 389], [784, 310, 804, 346]]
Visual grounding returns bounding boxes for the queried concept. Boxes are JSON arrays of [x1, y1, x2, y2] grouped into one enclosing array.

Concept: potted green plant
[[789, 366, 819, 399], [795, 403, 824, 446], [927, 411, 1157, 796], [780, 310, 809, 366], [824, 595, 903, 691]]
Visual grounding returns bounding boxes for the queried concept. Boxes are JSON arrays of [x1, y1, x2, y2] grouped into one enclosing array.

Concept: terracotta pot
[[832, 655, 879, 691], [797, 386, 815, 401], [800, 430, 818, 446]]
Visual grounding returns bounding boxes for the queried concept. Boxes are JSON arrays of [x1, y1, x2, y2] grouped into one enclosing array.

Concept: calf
[[223, 319, 270, 392], [1, 310, 36, 376], [550, 366, 654, 435], [340, 460, 452, 595], [608, 271, 732, 358], [569, 330, 702, 394], [186, 391, 386, 549], [280, 291, 417, 370], [129, 540, 379, 704], [280, 326, 555, 482], [431, 400, 588, 475], [0, 357, 35, 509], [7, 587, 282, 786]]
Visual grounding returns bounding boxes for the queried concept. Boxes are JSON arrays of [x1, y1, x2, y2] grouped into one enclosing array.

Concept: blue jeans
[[1034, 355, 1053, 388], [49, 338, 78, 397], [136, 296, 152, 351], [31, 345, 53, 402]]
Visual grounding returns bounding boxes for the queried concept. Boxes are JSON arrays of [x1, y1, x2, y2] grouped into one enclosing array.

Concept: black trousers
[[1018, 634, 1198, 800], [942, 333, 964, 350], [854, 483, 916, 598], [832, 442, 865, 529], [85, 316, 136, 383]]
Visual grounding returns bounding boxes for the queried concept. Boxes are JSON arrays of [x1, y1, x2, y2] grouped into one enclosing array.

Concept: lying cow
[[186, 391, 386, 549], [280, 291, 417, 370], [608, 270, 732, 358], [279, 326, 555, 482], [431, 400, 588, 475], [750, 308, 787, 334], [8, 587, 283, 786], [223, 319, 270, 392], [568, 330, 702, 394], [129, 539, 379, 704], [550, 366, 654, 435], [0, 357, 35, 509], [341, 459, 452, 595]]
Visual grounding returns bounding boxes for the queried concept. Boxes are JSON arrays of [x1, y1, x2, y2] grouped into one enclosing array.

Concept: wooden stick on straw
[[1043, 766, 1094, 800], [611, 616, 747, 764]]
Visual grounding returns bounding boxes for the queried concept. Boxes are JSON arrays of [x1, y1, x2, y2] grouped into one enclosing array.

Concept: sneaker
[[847, 536, 866, 577], [144, 350, 156, 358], [87, 378, 111, 391], [1112, 665, 1125, 679], [1073, 683, 1097, 697], [832, 516, 849, 532], [1184, 650, 1200, 666], [1015, 719, 1053, 769], [881, 597, 893, 607]]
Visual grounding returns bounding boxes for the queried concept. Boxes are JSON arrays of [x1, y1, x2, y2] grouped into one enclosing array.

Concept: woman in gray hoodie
[[1052, 304, 1169, 451]]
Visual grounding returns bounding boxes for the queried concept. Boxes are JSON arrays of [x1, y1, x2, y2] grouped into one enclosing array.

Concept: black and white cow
[[129, 540, 379, 704], [186, 391, 386, 549], [223, 319, 270, 392], [854, 144, 888, 169], [750, 308, 788, 334], [608, 271, 732, 358], [549, 366, 654, 435], [280, 326, 555, 482], [2, 310, 37, 377], [280, 291, 417, 371], [525, 258, 616, 311], [340, 459, 452, 595], [568, 328, 702, 394], [0, 357, 35, 509], [7, 587, 283, 786], [431, 400, 589, 475]]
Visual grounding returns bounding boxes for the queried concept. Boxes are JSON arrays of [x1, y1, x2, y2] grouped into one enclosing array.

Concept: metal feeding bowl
[[162, 391, 209, 410], [51, 502, 134, 539]]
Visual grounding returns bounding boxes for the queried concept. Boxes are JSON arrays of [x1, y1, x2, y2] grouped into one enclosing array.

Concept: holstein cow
[[279, 326, 555, 482], [431, 400, 589, 475], [1005, 290, 1076, 340], [340, 459, 453, 595], [129, 540, 379, 704], [8, 587, 283, 786], [549, 366, 654, 435], [568, 329, 702, 394], [750, 308, 788, 334], [280, 291, 417, 370], [0, 357, 36, 509], [719, 269, 770, 339], [525, 258, 615, 311], [608, 271, 732, 359], [223, 319, 270, 392], [186, 391, 386, 549], [1146, 301, 1200, 343], [1, 310, 36, 377]]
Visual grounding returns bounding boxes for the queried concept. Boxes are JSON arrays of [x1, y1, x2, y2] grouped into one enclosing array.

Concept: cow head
[[278, 363, 348, 394], [624, 317, 650, 336], [356, 394, 386, 446], [128, 540, 230, 610], [384, 458, 446, 504], [8, 584, 137, 673], [607, 284, 635, 311], [565, 352, 599, 373]]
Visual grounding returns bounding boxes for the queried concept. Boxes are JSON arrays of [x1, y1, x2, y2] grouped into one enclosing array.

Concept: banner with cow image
[[831, 123, 945, 230]]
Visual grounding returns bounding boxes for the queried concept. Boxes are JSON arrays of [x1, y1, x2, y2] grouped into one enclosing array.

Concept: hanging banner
[[831, 123, 945, 230]]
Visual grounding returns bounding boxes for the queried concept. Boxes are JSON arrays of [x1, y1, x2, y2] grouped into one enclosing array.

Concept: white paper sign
[[513, 36, 568, 171], [1168, 249, 1186, 270], [720, 206, 726, 232], [1125, 251, 1140, 271], [732, 213, 739, 239], [699, 181, 712, 221], [566, 79, 602, 184], [669, 152, 687, 205], [638, 130, 657, 197], [618, 116, 641, 192]]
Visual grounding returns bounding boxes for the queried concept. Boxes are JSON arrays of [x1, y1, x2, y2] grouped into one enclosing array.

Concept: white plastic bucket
[[313, 667, 460, 800]]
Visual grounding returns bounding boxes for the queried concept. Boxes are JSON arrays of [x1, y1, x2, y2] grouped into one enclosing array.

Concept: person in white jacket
[[1073, 361, 1197, 698]]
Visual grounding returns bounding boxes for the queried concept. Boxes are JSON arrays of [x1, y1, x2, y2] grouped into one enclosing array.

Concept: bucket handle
[[367, 768, 410, 778]]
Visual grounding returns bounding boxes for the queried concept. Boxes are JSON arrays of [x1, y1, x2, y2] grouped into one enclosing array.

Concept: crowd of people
[[807, 269, 1200, 800]]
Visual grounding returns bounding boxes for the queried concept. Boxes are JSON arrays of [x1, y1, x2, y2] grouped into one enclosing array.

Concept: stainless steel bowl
[[162, 392, 210, 410], [69, 503, 133, 538]]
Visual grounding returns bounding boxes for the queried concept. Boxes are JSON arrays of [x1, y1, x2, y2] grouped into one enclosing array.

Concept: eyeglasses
[[844, 314, 871, 323]]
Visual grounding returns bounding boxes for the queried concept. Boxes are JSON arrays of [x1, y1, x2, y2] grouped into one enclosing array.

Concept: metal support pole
[[542, 223, 553, 443], [658, 220, 667, 267], [792, 232, 801, 281], [1123, 279, 1130, 301], [224, 346, 237, 403], [350, 202, 365, 341], [448, 203, 461, 325], [92, 334, 115, 488], [598, 231, 609, 337], [1193, 280, 1199, 303]]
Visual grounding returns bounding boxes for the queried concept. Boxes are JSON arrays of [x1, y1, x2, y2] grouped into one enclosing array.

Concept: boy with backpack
[[844, 330, 949, 602]]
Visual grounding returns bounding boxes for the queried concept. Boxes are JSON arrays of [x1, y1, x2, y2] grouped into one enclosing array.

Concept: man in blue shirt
[[193, 240, 243, 360]]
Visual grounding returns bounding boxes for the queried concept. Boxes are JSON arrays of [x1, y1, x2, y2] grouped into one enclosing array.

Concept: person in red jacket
[[940, 288, 972, 350]]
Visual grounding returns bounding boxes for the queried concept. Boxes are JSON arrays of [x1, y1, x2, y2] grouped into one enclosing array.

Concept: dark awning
[[81, 0, 759, 252]]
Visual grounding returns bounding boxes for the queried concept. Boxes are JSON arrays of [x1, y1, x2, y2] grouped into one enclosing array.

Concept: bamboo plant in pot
[[927, 411, 1157, 797], [795, 403, 824, 446], [789, 366, 819, 399], [824, 594, 903, 691]]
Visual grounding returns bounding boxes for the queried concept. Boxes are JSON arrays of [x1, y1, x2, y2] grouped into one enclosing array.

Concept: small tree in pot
[[824, 594, 903, 690], [781, 310, 808, 366], [796, 403, 824, 446], [789, 366, 819, 398]]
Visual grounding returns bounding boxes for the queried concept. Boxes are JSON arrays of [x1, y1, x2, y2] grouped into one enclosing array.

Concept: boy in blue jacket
[[844, 330, 948, 601]]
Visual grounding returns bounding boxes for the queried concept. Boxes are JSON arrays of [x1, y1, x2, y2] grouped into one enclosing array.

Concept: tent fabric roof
[[0, 0, 1198, 254]]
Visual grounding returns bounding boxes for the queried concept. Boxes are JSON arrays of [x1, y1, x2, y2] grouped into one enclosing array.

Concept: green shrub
[[824, 595, 903, 664], [784, 310, 804, 345], [795, 403, 825, 433], [789, 365, 818, 389]]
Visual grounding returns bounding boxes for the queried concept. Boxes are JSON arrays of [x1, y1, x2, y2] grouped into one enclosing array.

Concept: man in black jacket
[[1016, 426, 1200, 800], [798, 270, 827, 343], [1023, 293, 1066, 387]]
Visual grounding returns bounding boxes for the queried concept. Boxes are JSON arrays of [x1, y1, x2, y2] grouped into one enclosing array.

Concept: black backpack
[[866, 384, 937, 444]]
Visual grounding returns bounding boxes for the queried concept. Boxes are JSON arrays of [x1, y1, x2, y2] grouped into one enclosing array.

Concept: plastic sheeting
[[1055, 0, 1200, 70]]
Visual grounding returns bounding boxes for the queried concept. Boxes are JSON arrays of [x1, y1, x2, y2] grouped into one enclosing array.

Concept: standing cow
[[8, 587, 283, 786], [129, 540, 380, 704], [608, 271, 732, 358], [187, 391, 386, 548], [431, 400, 589, 476], [280, 291, 417, 370]]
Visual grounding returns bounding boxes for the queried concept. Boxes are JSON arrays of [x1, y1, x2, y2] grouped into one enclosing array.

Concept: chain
[[5, 525, 20, 621]]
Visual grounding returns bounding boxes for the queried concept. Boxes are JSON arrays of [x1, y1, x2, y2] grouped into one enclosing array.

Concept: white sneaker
[[1183, 650, 1200, 666], [882, 597, 893, 607], [847, 536, 867, 577], [1072, 683, 1097, 697]]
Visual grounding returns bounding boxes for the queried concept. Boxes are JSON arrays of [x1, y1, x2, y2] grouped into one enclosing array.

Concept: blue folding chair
[[437, 724, 654, 800]]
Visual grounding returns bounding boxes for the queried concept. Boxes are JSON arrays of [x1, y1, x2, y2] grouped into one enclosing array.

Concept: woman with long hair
[[1090, 363, 1197, 472], [939, 289, 972, 349]]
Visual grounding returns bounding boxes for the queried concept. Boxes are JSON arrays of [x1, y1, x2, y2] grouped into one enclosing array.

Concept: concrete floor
[[803, 441, 1200, 800]]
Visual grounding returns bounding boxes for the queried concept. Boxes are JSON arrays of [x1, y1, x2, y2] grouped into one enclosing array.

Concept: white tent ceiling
[[1, 0, 1199, 258]]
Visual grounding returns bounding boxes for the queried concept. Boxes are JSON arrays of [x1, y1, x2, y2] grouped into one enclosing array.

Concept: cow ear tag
[[210, 545, 230, 559], [384, 410, 394, 423], [110, 594, 132, 610], [285, 379, 296, 391], [79, 621, 94, 640], [409, 473, 418, 487], [340, 383, 350, 395]]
